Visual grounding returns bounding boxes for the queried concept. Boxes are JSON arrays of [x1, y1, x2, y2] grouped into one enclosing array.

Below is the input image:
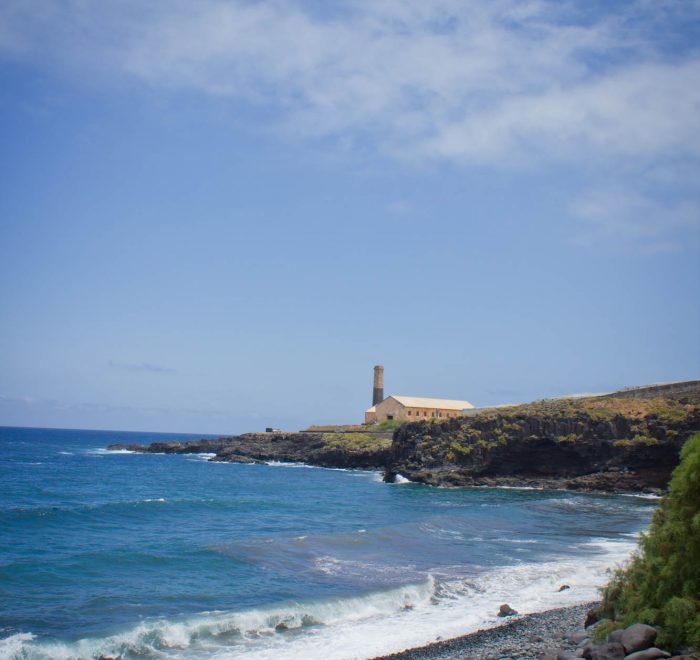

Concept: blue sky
[[1, 0, 699, 434]]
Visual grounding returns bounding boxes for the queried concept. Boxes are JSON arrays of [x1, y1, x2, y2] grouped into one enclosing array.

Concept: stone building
[[364, 365, 475, 423], [365, 395, 475, 424]]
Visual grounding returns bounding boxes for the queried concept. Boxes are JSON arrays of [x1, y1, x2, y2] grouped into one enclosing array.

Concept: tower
[[373, 365, 384, 406]]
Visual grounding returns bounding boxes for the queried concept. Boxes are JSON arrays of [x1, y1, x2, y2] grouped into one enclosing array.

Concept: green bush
[[601, 432, 700, 650], [613, 435, 660, 447]]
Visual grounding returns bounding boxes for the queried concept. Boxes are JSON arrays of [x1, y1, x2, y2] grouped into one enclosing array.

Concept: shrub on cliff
[[601, 432, 700, 650]]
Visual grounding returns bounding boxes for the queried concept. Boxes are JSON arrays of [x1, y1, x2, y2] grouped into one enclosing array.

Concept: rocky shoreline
[[108, 431, 392, 469], [372, 602, 598, 660], [372, 603, 699, 660]]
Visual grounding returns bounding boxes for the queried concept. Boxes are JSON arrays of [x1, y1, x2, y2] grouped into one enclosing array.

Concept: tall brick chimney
[[373, 365, 384, 406]]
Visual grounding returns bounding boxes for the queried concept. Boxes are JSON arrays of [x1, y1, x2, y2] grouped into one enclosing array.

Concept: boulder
[[498, 603, 518, 617], [559, 584, 572, 592], [590, 642, 626, 660], [624, 648, 671, 660], [585, 607, 603, 628], [569, 631, 590, 645], [557, 652, 579, 660], [620, 624, 658, 654], [582, 640, 597, 659], [609, 631, 625, 644]]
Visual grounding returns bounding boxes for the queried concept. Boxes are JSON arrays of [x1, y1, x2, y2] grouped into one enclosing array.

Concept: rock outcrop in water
[[108, 431, 392, 469], [383, 396, 700, 493]]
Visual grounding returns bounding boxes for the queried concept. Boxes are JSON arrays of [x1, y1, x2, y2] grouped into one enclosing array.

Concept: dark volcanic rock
[[210, 432, 391, 468], [590, 642, 626, 660], [586, 607, 603, 628], [108, 432, 392, 470], [498, 603, 518, 617]]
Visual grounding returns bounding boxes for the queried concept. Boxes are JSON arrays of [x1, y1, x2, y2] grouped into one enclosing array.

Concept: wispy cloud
[[108, 360, 175, 374], [385, 200, 415, 215], [570, 187, 700, 250]]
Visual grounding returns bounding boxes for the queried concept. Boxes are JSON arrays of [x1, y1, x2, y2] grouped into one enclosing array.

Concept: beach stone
[[499, 603, 518, 617], [557, 651, 579, 660], [582, 640, 598, 659], [620, 624, 658, 654], [624, 648, 671, 660], [590, 642, 626, 660], [560, 585, 572, 592], [570, 631, 590, 644]]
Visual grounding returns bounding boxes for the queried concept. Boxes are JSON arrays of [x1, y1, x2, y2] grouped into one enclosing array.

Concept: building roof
[[365, 405, 377, 413], [388, 395, 475, 410]]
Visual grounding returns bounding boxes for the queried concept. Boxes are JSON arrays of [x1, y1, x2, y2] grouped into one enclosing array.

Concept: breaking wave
[[6, 578, 436, 659], [5, 537, 639, 660]]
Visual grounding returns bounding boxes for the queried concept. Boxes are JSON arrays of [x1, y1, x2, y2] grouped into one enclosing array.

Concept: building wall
[[371, 398, 464, 423]]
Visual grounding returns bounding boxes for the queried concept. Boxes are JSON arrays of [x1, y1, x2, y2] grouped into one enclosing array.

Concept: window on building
[[407, 411, 411, 416]]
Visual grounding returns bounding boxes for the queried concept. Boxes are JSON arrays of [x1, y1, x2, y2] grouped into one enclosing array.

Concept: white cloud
[[2, 0, 699, 249], [2, 0, 699, 166], [570, 187, 700, 250]]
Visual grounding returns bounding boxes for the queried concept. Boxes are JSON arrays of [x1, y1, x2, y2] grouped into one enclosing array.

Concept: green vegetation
[[372, 419, 407, 432], [600, 432, 700, 650], [613, 435, 660, 448], [446, 442, 473, 462]]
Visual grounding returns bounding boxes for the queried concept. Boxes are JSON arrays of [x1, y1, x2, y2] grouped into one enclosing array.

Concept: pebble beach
[[373, 602, 596, 660]]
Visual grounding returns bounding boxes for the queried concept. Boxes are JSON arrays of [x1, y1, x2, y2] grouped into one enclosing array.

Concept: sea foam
[[6, 538, 637, 660]]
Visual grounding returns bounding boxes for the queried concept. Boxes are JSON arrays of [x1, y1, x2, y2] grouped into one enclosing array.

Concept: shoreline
[[371, 602, 597, 660]]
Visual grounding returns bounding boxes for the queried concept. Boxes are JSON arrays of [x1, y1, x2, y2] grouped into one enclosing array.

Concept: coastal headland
[[109, 391, 700, 494]]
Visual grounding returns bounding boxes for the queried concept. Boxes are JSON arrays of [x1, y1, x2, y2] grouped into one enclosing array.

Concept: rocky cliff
[[384, 397, 700, 493]]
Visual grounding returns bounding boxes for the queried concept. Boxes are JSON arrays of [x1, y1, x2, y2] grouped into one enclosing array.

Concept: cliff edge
[[384, 396, 700, 493]]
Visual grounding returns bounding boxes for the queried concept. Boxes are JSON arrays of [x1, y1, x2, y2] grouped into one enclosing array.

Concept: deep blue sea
[[0, 426, 657, 659]]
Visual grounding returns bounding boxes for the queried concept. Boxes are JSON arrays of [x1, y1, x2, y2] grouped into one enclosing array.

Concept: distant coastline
[[108, 391, 700, 495]]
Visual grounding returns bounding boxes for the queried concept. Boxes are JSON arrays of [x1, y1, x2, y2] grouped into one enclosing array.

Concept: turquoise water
[[0, 426, 656, 659]]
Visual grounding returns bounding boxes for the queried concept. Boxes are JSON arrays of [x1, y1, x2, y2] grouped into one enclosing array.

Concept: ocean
[[0, 426, 656, 660]]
